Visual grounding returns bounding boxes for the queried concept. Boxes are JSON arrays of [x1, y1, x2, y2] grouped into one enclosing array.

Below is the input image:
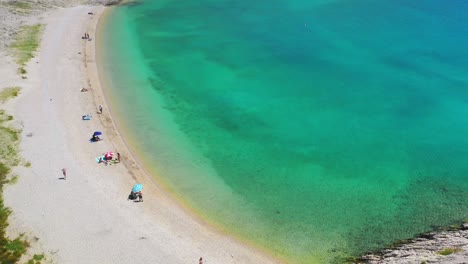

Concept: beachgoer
[[80, 87, 88, 92], [99, 156, 108, 165], [199, 257, 203, 264], [61, 168, 67, 180], [99, 104, 103, 114], [117, 152, 121, 162], [138, 191, 143, 202]]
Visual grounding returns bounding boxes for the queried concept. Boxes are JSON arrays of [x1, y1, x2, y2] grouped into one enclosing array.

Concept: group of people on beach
[[128, 190, 143, 202], [97, 152, 120, 165], [91, 133, 102, 142], [82, 32, 91, 40]]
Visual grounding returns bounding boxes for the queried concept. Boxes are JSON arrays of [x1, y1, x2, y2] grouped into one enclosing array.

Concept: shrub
[[437, 247, 463, 256]]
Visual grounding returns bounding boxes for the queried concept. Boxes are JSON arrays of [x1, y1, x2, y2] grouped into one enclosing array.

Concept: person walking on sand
[[117, 152, 121, 163], [99, 104, 103, 114], [199, 257, 203, 264], [61, 168, 67, 180]]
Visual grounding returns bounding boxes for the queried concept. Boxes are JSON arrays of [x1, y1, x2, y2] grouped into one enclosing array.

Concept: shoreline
[[2, 2, 468, 263], [4, 4, 282, 264], [85, 7, 468, 264], [92, 6, 287, 263], [357, 223, 468, 264]]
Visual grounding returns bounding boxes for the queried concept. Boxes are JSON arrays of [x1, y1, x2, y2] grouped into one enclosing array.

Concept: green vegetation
[[0, 94, 24, 168], [6, 1, 32, 10], [10, 24, 43, 76], [0, 91, 44, 262], [4, 236, 28, 255], [2, 1, 33, 15], [8, 175, 18, 185], [0, 87, 21, 104], [18, 67, 27, 75], [0, 166, 30, 263], [0, 105, 29, 263], [0, 164, 11, 180], [27, 253, 45, 264], [437, 247, 463, 256], [0, 111, 22, 167]]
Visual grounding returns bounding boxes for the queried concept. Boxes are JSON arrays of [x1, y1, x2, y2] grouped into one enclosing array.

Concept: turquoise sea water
[[99, 1, 468, 263]]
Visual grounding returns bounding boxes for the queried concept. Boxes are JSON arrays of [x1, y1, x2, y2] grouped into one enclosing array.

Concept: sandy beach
[[3, 4, 280, 264]]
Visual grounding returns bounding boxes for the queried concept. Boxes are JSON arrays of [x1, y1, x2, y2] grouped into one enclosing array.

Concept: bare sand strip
[[4, 5, 281, 264]]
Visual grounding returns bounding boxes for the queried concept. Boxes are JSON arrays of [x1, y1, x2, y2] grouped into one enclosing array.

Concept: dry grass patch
[[0, 87, 21, 104], [10, 24, 43, 76], [6, 1, 32, 10]]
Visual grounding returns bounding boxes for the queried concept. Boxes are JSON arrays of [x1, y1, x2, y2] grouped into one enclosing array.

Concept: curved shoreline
[[93, 6, 289, 264], [4, 4, 282, 264], [84, 4, 285, 264], [2, 3, 467, 264]]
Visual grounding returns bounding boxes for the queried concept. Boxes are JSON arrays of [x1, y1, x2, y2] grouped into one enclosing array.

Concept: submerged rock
[[462, 223, 468, 230]]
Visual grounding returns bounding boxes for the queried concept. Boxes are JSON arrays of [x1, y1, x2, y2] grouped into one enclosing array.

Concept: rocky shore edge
[[353, 222, 468, 264]]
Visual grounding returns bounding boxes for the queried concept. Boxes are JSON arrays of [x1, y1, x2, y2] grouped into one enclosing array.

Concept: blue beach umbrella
[[93, 131, 102, 136], [132, 183, 143, 193]]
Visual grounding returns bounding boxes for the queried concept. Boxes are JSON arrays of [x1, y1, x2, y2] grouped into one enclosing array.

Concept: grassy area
[[437, 247, 463, 256], [8, 176, 18, 185], [0, 111, 21, 168], [6, 1, 32, 10], [10, 24, 44, 77], [0, 142, 29, 264], [0, 89, 44, 263], [27, 253, 45, 264], [1, 1, 33, 16], [0, 87, 21, 104]]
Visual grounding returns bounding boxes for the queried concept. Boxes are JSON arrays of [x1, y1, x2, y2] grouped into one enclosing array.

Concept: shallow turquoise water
[[99, 1, 468, 263]]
